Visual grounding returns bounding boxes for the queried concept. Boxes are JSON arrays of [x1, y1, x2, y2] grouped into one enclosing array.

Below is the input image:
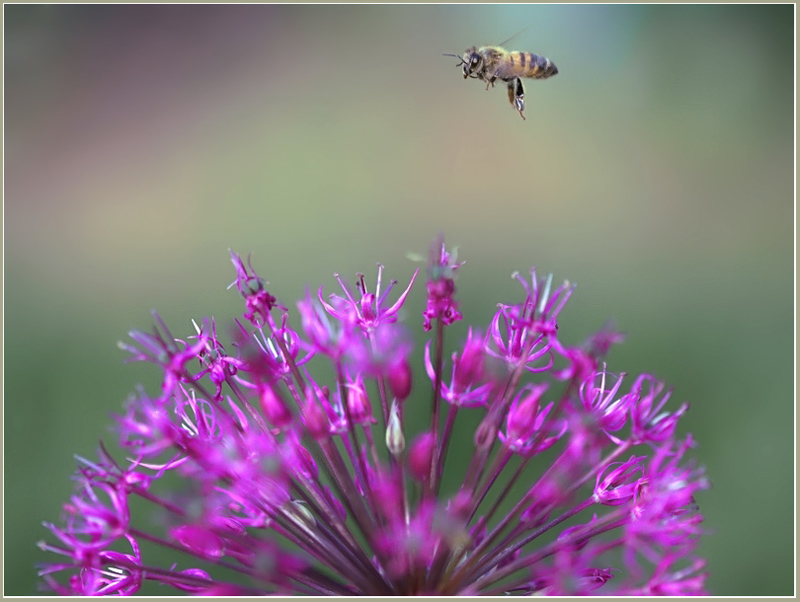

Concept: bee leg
[[485, 71, 499, 91], [507, 78, 526, 120]]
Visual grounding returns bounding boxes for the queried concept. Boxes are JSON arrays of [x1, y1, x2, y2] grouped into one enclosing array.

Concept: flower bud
[[505, 384, 548, 444], [300, 389, 329, 440], [346, 379, 374, 424], [259, 385, 293, 430], [408, 431, 436, 483], [454, 329, 485, 391], [387, 359, 413, 401], [385, 402, 405, 456]]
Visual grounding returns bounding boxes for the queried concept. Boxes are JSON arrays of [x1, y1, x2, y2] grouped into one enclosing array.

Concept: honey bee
[[444, 37, 558, 120]]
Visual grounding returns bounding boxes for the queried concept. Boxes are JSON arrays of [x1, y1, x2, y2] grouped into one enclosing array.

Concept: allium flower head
[[38, 237, 709, 595]]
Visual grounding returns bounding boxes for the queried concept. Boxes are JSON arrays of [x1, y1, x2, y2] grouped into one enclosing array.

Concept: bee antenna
[[442, 53, 465, 65]]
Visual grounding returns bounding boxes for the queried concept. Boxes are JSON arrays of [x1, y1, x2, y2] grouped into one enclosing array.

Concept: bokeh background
[[3, 4, 794, 596]]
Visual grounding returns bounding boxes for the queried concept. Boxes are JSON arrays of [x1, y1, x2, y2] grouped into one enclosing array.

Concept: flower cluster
[[38, 238, 709, 595]]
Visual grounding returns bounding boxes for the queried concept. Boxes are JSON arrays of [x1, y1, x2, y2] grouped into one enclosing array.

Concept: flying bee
[[444, 40, 558, 120]]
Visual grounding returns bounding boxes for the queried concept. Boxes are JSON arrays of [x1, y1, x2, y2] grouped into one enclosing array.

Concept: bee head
[[461, 47, 482, 79], [443, 47, 482, 79]]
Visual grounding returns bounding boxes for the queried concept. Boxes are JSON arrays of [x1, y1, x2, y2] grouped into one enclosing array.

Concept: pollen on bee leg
[[508, 79, 526, 120], [515, 95, 526, 120]]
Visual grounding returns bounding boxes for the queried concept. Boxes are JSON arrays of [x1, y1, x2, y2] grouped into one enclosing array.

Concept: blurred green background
[[3, 4, 793, 595]]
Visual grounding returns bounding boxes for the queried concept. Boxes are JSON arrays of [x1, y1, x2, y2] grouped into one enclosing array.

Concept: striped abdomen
[[506, 51, 558, 80]]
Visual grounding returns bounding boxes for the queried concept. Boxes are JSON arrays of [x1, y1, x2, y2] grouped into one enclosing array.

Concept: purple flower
[[38, 237, 709, 595]]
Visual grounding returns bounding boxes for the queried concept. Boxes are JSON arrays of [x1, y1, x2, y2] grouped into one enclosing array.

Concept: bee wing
[[497, 25, 532, 48]]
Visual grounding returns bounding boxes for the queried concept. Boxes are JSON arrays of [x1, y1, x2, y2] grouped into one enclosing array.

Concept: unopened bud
[[474, 416, 498, 451], [286, 500, 316, 530], [346, 380, 374, 425], [385, 403, 405, 456], [387, 359, 413, 401], [301, 388, 329, 440], [454, 329, 486, 391], [259, 386, 293, 430], [408, 431, 436, 483]]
